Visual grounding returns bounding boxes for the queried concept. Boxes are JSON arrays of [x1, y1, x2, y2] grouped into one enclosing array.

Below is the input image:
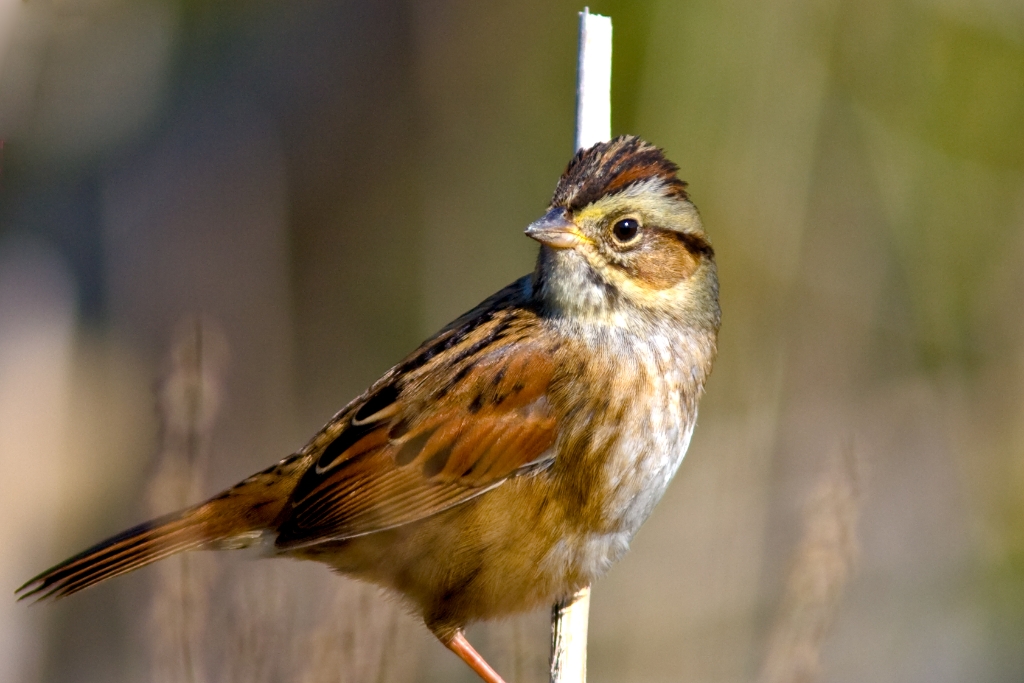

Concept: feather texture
[[277, 289, 560, 546], [17, 136, 720, 683], [17, 452, 311, 600]]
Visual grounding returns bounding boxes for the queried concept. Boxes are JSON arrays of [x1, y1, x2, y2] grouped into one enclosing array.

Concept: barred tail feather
[[17, 452, 313, 602], [16, 510, 214, 601]]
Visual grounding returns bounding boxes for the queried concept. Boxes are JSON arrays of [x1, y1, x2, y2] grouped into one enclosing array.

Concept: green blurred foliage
[[2, 1, 1024, 682], [836, 0, 1024, 170]]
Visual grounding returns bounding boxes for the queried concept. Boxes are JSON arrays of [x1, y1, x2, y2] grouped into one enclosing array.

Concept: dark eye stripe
[[664, 229, 714, 257]]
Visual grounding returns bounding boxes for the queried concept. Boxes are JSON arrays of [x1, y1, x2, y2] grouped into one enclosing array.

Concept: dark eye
[[612, 218, 641, 244]]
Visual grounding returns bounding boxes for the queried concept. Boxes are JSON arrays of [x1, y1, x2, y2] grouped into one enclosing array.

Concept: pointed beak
[[525, 209, 588, 249]]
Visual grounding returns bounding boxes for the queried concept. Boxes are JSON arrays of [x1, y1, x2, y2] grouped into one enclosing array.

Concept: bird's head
[[528, 136, 719, 333]]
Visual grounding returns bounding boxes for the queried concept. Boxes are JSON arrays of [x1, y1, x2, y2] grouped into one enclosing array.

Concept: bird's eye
[[611, 218, 641, 244]]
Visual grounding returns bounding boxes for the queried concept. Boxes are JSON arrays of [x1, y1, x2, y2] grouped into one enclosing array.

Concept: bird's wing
[[275, 308, 560, 548]]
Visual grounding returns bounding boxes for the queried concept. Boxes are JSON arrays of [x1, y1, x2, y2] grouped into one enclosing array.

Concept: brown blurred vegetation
[[1, 1, 1023, 682]]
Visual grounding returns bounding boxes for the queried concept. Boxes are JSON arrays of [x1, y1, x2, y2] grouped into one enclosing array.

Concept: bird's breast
[[544, 325, 701, 582], [598, 331, 696, 534]]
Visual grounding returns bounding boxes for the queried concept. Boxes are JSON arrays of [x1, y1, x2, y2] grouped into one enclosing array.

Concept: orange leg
[[440, 630, 507, 683]]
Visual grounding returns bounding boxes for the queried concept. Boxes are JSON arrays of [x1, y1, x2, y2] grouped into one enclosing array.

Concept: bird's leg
[[439, 629, 507, 683]]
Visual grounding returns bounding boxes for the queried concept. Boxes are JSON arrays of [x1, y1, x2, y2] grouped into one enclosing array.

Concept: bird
[[18, 135, 720, 683]]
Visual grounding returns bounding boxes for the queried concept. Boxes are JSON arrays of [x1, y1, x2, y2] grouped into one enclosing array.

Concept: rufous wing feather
[[275, 338, 559, 548]]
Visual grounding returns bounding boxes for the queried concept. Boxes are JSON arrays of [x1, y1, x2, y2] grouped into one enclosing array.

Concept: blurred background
[[1, 1, 1023, 682]]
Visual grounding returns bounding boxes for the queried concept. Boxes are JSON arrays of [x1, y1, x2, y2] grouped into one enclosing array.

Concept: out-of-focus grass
[[2, 0, 1024, 681], [145, 322, 422, 683], [757, 447, 861, 683]]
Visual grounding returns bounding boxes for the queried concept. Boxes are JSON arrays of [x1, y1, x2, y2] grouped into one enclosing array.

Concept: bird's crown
[[550, 136, 689, 212]]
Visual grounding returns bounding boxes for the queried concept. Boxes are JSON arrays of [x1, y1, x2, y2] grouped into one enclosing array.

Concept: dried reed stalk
[[144, 324, 417, 683], [147, 319, 227, 683], [757, 445, 862, 683], [550, 8, 612, 683], [550, 587, 591, 683]]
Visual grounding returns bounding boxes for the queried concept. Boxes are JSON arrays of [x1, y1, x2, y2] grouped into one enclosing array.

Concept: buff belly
[[292, 474, 613, 633], [292, 414, 693, 636]]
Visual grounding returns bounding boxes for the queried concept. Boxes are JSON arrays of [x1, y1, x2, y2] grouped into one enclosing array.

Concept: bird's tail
[[17, 452, 311, 601]]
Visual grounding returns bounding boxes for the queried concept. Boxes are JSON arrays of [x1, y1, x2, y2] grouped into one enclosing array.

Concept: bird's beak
[[525, 209, 589, 249]]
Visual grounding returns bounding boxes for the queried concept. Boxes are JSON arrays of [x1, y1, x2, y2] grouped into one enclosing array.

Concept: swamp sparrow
[[19, 136, 720, 683]]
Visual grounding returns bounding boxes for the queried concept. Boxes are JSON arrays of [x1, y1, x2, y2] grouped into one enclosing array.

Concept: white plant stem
[[551, 8, 611, 683], [550, 586, 592, 683], [574, 9, 612, 152]]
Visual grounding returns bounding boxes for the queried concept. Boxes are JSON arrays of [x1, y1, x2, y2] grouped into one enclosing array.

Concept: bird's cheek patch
[[628, 233, 700, 290]]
